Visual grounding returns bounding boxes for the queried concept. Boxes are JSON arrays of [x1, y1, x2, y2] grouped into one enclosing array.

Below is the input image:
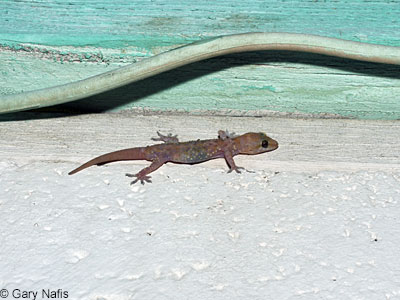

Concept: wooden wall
[[1, 0, 399, 119]]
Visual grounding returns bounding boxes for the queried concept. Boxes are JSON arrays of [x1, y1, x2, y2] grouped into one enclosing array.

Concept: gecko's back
[[161, 138, 225, 164]]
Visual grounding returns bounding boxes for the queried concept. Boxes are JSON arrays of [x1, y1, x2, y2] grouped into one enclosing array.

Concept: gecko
[[68, 130, 278, 184]]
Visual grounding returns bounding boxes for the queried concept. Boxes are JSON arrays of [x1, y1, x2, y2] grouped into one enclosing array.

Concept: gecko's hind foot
[[228, 166, 245, 174], [151, 131, 179, 144], [126, 173, 152, 185]]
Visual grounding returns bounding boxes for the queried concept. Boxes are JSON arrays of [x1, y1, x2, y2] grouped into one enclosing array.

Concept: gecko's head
[[235, 132, 278, 155]]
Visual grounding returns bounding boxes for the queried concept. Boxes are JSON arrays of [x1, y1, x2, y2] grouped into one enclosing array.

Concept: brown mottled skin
[[69, 130, 279, 184]]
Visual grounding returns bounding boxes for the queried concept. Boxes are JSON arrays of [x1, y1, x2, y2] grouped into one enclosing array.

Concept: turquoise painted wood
[[1, 0, 399, 119]]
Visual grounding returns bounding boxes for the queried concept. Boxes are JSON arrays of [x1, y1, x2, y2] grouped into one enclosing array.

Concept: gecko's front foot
[[218, 130, 236, 140], [126, 173, 152, 185]]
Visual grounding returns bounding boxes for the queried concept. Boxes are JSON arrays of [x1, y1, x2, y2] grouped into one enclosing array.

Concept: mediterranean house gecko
[[69, 130, 278, 184]]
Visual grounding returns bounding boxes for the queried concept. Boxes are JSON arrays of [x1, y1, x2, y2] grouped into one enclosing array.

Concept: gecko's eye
[[261, 140, 269, 148]]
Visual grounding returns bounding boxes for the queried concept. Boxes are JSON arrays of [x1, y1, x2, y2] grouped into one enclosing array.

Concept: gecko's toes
[[129, 175, 152, 185], [141, 176, 152, 183], [228, 167, 245, 174], [140, 178, 152, 185]]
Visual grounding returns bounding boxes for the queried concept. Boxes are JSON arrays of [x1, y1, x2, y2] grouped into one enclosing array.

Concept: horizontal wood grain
[[0, 0, 399, 119], [1, 113, 399, 171]]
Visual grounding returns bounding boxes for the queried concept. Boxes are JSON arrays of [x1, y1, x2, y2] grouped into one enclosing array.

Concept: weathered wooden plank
[[0, 0, 399, 119], [1, 0, 400, 47], [0, 113, 399, 171]]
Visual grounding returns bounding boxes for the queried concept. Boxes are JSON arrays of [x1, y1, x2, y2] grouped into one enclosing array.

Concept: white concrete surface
[[0, 113, 399, 300]]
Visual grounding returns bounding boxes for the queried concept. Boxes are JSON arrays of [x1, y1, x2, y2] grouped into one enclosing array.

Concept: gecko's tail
[[68, 147, 146, 175]]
